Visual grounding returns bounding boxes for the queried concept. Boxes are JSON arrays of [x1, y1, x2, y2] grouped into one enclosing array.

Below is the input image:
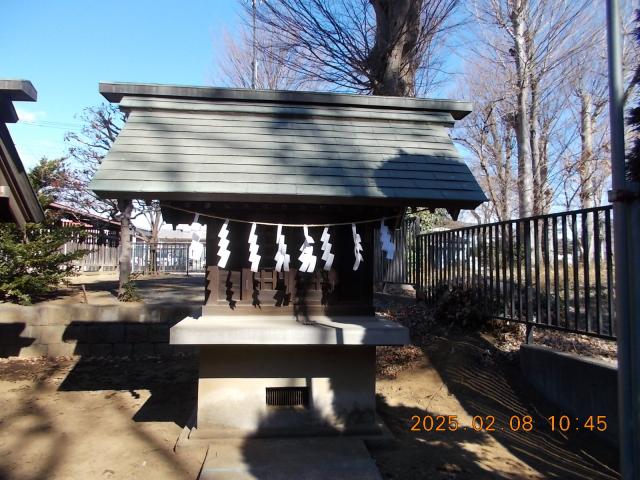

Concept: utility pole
[[606, 0, 640, 478], [252, 0, 258, 89]]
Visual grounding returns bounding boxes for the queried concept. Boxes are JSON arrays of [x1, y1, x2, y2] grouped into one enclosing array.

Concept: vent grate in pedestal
[[266, 386, 309, 407]]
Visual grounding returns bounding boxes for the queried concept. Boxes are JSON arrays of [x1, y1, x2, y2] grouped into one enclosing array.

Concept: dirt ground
[[0, 295, 620, 480], [373, 297, 619, 479], [374, 339, 618, 479]]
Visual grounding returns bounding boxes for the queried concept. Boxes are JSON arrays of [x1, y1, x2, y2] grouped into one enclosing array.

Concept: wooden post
[[205, 266, 220, 305]]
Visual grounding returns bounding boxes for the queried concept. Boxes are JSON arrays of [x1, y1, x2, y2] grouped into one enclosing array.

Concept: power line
[[18, 120, 82, 130]]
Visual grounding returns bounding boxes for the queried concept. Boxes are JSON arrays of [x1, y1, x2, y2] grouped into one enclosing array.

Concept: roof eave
[[99, 82, 472, 120], [90, 187, 486, 211], [0, 80, 37, 102], [0, 116, 44, 225]]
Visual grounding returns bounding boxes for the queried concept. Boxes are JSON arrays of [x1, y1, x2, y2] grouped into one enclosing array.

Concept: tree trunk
[[530, 77, 543, 215], [117, 199, 133, 296], [149, 246, 157, 274], [579, 91, 595, 210], [149, 206, 162, 275], [511, 2, 533, 218], [503, 124, 514, 220], [369, 0, 422, 96], [579, 91, 595, 262], [539, 126, 551, 211], [488, 113, 509, 221]]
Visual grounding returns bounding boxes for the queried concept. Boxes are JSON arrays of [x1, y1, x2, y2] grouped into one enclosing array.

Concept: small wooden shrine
[[91, 82, 485, 439]]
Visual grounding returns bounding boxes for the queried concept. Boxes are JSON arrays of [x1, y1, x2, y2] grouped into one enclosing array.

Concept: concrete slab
[[175, 407, 396, 452], [170, 315, 409, 346], [199, 437, 382, 480]]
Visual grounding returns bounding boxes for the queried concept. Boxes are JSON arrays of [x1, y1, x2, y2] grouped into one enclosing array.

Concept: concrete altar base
[[196, 345, 378, 436], [170, 314, 409, 441]]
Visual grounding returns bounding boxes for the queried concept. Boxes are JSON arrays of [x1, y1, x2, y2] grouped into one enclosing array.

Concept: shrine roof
[[90, 82, 486, 210], [0, 79, 44, 226]]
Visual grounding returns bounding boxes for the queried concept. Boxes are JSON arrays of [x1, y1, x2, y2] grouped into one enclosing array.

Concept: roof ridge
[[99, 82, 471, 120]]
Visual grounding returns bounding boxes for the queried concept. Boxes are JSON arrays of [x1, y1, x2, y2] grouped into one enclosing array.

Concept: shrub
[[118, 272, 141, 302], [0, 223, 88, 304], [432, 284, 501, 329]]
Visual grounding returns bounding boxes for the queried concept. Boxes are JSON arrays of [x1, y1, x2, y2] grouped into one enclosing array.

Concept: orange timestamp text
[[410, 415, 608, 433]]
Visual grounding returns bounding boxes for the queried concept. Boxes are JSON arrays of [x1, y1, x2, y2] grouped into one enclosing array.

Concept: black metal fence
[[414, 206, 615, 339], [132, 242, 206, 274]]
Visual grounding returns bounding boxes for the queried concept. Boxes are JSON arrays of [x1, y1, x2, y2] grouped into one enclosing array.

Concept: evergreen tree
[[0, 224, 87, 304], [0, 158, 88, 304]]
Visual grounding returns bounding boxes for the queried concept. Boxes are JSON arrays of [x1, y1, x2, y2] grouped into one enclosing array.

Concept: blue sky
[[2, 0, 242, 168]]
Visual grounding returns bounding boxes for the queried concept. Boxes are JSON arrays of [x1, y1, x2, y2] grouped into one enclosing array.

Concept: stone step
[[199, 437, 382, 480]]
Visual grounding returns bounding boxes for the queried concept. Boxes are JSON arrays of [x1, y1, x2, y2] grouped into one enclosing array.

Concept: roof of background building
[[0, 80, 44, 226], [135, 226, 206, 242], [48, 202, 121, 229], [90, 82, 486, 211]]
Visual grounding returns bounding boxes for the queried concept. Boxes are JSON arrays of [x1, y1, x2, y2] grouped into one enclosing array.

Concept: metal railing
[[62, 231, 207, 274], [415, 206, 615, 339], [132, 242, 206, 274]]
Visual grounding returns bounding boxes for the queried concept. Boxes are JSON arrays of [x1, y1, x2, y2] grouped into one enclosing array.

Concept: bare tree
[[65, 104, 123, 219], [468, 0, 592, 218], [455, 59, 517, 222], [566, 4, 638, 211], [65, 104, 164, 295], [27, 156, 83, 209], [215, 26, 320, 90], [65, 105, 133, 295], [247, 0, 461, 96]]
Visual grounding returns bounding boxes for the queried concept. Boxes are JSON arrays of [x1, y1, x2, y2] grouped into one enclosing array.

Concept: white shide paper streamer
[[248, 222, 261, 272], [352, 223, 363, 271], [189, 214, 204, 261], [379, 220, 396, 260], [298, 225, 317, 273], [217, 219, 231, 269], [320, 227, 334, 271], [274, 224, 290, 272]]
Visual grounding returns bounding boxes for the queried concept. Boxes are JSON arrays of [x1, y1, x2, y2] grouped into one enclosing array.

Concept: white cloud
[[15, 108, 46, 122]]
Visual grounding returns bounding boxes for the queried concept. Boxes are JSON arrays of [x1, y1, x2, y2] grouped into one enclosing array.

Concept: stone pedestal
[[170, 315, 409, 438]]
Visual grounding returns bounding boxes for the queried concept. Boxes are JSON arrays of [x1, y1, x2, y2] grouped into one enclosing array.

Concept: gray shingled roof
[[90, 82, 486, 209], [0, 80, 44, 226]]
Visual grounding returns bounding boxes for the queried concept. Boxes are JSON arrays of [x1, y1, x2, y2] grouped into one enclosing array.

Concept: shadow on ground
[[0, 323, 33, 357], [0, 358, 204, 479], [374, 398, 516, 480], [0, 362, 68, 480], [371, 333, 620, 479], [58, 356, 198, 427]]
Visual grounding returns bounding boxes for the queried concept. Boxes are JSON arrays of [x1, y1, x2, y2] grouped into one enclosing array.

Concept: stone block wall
[[0, 304, 200, 358], [520, 345, 618, 446]]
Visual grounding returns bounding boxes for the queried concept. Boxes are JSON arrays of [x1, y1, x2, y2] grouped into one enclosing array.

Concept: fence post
[[416, 234, 423, 301], [524, 220, 534, 344], [525, 324, 534, 344]]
